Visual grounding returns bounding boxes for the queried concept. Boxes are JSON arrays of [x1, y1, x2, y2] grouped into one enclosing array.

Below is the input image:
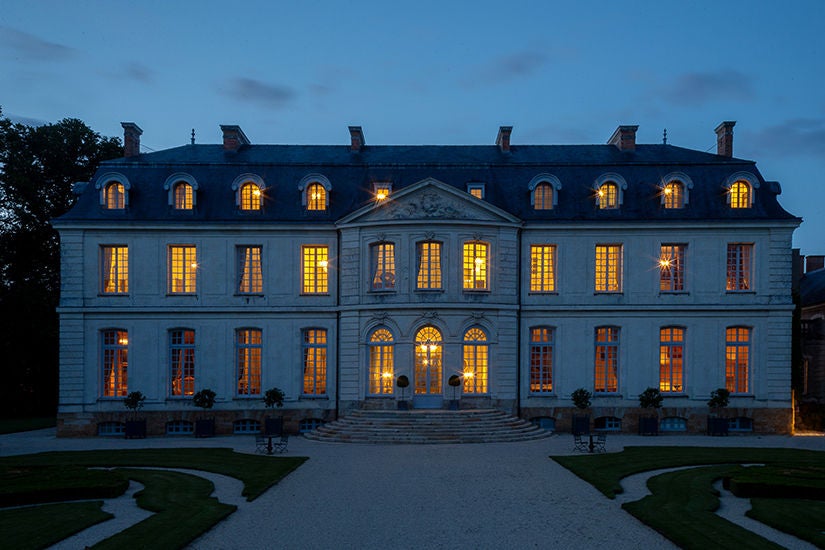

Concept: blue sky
[[1, 1, 823, 254]]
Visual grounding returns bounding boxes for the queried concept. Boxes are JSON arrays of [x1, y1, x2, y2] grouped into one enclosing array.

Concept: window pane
[[238, 246, 263, 293], [726, 244, 752, 291], [302, 246, 329, 293], [594, 327, 619, 393], [174, 182, 193, 210], [101, 246, 129, 294], [663, 181, 684, 209], [730, 181, 750, 209], [463, 242, 488, 290], [240, 183, 261, 211], [102, 330, 128, 397], [659, 244, 685, 292], [303, 329, 328, 394], [105, 182, 125, 209], [725, 327, 750, 393], [595, 245, 622, 292], [598, 182, 617, 209], [530, 245, 556, 292], [169, 246, 197, 293], [236, 329, 262, 395], [371, 243, 396, 290], [369, 329, 394, 394], [534, 183, 553, 210], [307, 183, 326, 211], [417, 242, 442, 289], [530, 327, 554, 393], [170, 329, 195, 396], [659, 327, 684, 392]]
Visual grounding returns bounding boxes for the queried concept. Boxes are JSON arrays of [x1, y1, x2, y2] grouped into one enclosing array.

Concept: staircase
[[304, 409, 552, 444]]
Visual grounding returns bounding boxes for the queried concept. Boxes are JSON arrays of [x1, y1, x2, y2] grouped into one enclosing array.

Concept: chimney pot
[[348, 126, 365, 152], [806, 255, 825, 273], [496, 126, 513, 152], [220, 124, 250, 152], [608, 125, 638, 152], [121, 122, 143, 157], [715, 121, 736, 157]]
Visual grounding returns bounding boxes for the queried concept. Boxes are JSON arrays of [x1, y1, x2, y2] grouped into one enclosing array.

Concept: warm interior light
[[312, 192, 320, 200], [429, 344, 437, 352], [420, 343, 428, 353], [381, 371, 392, 379], [598, 189, 604, 197], [190, 262, 198, 269], [659, 258, 671, 268], [464, 371, 474, 379], [318, 260, 328, 269], [252, 188, 261, 197], [663, 186, 672, 195], [376, 191, 387, 200], [118, 337, 129, 345]]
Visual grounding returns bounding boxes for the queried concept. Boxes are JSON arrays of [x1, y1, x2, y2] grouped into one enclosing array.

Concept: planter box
[[124, 419, 146, 439], [264, 416, 283, 436], [195, 418, 215, 438], [572, 415, 590, 435], [638, 416, 659, 436], [707, 417, 729, 436]]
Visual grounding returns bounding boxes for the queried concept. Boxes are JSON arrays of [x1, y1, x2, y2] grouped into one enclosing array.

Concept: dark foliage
[[0, 108, 121, 417]]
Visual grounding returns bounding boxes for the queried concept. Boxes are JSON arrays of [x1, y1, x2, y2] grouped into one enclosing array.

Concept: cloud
[[660, 69, 755, 106], [6, 113, 48, 127], [462, 50, 548, 88], [218, 77, 296, 108], [747, 118, 825, 157], [0, 26, 75, 61]]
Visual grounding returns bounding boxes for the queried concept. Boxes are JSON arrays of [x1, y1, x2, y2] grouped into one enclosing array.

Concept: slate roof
[[57, 142, 799, 224], [801, 269, 825, 308]]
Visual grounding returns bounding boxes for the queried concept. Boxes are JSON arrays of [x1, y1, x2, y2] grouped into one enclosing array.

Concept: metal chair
[[593, 432, 607, 453], [254, 434, 268, 454], [573, 433, 589, 453], [271, 434, 289, 453]]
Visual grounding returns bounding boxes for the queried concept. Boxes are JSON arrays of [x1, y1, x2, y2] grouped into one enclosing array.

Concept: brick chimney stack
[[608, 125, 638, 152], [715, 121, 736, 157], [496, 126, 512, 152], [220, 125, 250, 152], [121, 122, 143, 157], [349, 126, 365, 152]]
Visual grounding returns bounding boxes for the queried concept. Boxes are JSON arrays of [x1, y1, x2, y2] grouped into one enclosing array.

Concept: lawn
[[0, 417, 56, 434], [0, 448, 307, 549], [552, 446, 825, 549]]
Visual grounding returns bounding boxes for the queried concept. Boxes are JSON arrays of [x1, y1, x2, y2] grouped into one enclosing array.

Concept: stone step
[[305, 408, 552, 444]]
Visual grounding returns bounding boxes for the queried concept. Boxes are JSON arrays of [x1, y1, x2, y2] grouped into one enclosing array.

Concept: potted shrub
[[448, 374, 461, 410], [570, 388, 592, 435], [263, 387, 285, 436], [192, 388, 216, 437], [638, 387, 662, 435], [707, 387, 730, 436], [123, 391, 147, 439], [396, 375, 410, 410]]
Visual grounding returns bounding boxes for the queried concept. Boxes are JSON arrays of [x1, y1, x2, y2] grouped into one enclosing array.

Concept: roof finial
[[663, 128, 667, 145], [191, 128, 196, 145]]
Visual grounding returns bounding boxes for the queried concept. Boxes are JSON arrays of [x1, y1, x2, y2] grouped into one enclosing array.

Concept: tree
[[0, 107, 121, 417]]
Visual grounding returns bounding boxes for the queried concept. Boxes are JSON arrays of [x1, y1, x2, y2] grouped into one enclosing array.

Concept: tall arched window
[[462, 328, 488, 394], [102, 329, 128, 397], [598, 182, 618, 209], [414, 326, 442, 395], [663, 181, 684, 209], [307, 182, 326, 211], [534, 183, 553, 210], [368, 329, 394, 395], [105, 182, 126, 209], [729, 181, 751, 209], [173, 182, 193, 210], [529, 327, 554, 393], [240, 182, 262, 211]]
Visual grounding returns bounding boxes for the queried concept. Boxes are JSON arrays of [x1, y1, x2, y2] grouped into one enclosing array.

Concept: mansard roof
[[57, 140, 799, 225]]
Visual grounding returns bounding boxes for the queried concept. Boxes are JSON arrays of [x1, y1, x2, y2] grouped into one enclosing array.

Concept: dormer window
[[373, 183, 392, 201], [467, 183, 485, 199], [663, 181, 684, 209], [307, 183, 326, 211], [174, 183, 193, 210], [534, 183, 553, 210], [729, 181, 751, 209], [299, 174, 333, 212], [164, 173, 198, 211], [105, 182, 126, 209], [232, 174, 266, 212], [528, 174, 562, 211], [240, 183, 262, 211], [593, 173, 626, 210]]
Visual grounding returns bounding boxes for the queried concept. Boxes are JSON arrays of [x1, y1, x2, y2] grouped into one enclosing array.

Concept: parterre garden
[[553, 446, 825, 549], [0, 448, 307, 549]]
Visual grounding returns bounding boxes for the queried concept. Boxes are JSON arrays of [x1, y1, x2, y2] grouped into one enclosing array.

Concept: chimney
[[220, 124, 250, 152], [715, 121, 736, 157], [608, 125, 638, 152], [806, 255, 825, 273], [121, 122, 143, 157], [349, 126, 365, 152], [496, 126, 512, 152]]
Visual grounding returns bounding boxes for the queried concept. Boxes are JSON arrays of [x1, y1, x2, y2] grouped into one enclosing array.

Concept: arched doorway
[[414, 326, 442, 408]]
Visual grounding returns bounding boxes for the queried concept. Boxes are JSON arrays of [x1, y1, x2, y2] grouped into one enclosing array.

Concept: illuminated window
[[236, 328, 261, 396], [659, 327, 684, 393], [729, 181, 751, 209], [373, 183, 391, 201], [101, 246, 128, 294], [240, 182, 262, 211], [237, 245, 263, 294], [595, 244, 622, 292], [597, 182, 618, 209], [463, 328, 488, 394], [105, 182, 125, 209], [368, 329, 394, 395], [169, 329, 195, 397], [174, 182, 194, 210], [594, 326, 619, 393], [168, 245, 197, 294], [371, 243, 396, 290], [102, 329, 128, 397], [467, 183, 485, 199], [463, 241, 489, 290], [302, 245, 329, 294], [725, 327, 750, 393], [416, 241, 442, 290], [530, 327, 554, 393], [534, 183, 553, 210], [726, 243, 753, 291], [415, 326, 442, 395], [530, 245, 556, 292], [302, 328, 327, 395], [659, 244, 686, 292], [307, 183, 326, 211], [663, 181, 684, 209]]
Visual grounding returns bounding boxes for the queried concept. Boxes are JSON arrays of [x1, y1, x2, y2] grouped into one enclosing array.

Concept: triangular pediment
[[337, 178, 521, 225]]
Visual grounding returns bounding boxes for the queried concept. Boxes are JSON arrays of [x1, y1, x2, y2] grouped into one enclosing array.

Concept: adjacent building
[[53, 121, 800, 436]]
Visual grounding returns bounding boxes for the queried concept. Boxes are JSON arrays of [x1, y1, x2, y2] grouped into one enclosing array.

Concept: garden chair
[[593, 432, 607, 453], [573, 433, 589, 453]]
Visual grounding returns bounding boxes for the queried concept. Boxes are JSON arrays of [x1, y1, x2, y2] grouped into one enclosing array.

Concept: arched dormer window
[[660, 172, 693, 209], [593, 173, 627, 209], [724, 172, 759, 209], [528, 174, 562, 211], [95, 172, 131, 209], [231, 174, 266, 212], [298, 174, 332, 211], [163, 173, 199, 210]]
